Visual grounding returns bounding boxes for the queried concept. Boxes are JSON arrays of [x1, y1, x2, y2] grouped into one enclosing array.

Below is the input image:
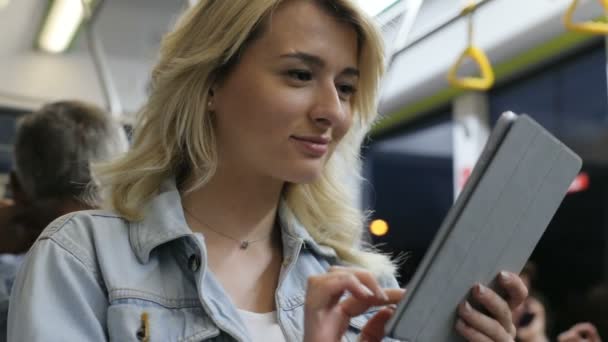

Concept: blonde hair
[[95, 0, 395, 276]]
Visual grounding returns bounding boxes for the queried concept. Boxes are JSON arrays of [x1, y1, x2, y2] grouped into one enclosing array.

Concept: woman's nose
[[309, 85, 347, 129]]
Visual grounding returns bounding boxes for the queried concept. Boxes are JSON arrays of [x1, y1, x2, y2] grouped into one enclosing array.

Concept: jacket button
[[188, 254, 201, 272]]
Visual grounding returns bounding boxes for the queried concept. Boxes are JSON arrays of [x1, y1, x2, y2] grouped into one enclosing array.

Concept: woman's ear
[[208, 93, 214, 110], [208, 86, 216, 110]]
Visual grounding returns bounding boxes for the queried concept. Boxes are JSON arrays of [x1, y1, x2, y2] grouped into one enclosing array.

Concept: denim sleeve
[[378, 272, 401, 289], [7, 238, 108, 341]]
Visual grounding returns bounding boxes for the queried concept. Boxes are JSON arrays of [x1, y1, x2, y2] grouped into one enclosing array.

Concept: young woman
[[8, 1, 527, 341]]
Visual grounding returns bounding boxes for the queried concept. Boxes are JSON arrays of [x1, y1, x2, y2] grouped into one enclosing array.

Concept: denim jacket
[[7, 180, 398, 341]]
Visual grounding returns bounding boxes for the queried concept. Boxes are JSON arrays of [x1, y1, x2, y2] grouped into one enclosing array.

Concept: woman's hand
[[455, 271, 528, 341], [558, 323, 602, 342], [303, 266, 405, 342]]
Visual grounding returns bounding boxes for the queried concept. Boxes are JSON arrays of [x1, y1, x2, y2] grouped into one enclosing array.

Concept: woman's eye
[[337, 84, 357, 98], [287, 70, 312, 81]]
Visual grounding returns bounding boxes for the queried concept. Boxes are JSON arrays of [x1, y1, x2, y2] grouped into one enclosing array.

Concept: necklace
[[183, 206, 274, 250]]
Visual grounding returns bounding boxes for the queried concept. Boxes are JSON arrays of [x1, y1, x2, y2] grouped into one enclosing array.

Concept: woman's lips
[[290, 135, 330, 157]]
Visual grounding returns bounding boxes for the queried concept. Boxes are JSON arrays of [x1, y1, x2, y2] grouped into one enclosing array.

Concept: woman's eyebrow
[[279, 52, 360, 77]]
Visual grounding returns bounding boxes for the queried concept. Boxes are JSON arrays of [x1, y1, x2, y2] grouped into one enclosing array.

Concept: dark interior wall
[[364, 151, 453, 284], [363, 112, 454, 285], [490, 41, 608, 164], [0, 108, 27, 174]]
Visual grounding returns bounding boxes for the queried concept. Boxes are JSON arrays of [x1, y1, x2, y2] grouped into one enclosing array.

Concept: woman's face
[[211, 0, 359, 184]]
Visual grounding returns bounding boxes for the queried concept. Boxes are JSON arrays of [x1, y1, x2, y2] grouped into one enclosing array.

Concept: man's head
[[10, 100, 128, 215]]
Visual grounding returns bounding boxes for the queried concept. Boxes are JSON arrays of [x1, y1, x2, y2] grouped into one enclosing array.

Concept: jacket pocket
[[107, 300, 219, 342]]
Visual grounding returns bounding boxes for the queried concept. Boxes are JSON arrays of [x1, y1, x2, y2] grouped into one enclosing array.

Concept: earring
[[207, 100, 214, 115]]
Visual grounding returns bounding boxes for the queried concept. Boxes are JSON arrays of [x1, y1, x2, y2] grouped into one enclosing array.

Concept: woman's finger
[[340, 288, 405, 317], [328, 266, 388, 301], [306, 272, 377, 309], [471, 284, 516, 337], [359, 306, 396, 342], [457, 299, 513, 341], [455, 319, 493, 342], [496, 271, 528, 310]]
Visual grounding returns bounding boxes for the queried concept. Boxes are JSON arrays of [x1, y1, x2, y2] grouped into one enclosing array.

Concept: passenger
[[513, 263, 604, 342], [0, 100, 128, 341], [557, 283, 608, 342], [513, 262, 552, 342], [558, 323, 602, 342], [7, 1, 527, 341]]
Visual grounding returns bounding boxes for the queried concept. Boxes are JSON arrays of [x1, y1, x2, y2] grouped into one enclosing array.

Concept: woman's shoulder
[[39, 209, 129, 240], [35, 210, 131, 265]]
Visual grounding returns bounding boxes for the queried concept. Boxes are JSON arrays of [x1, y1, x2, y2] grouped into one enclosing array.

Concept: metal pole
[[81, 0, 123, 118], [390, 0, 494, 60], [604, 36, 608, 281], [386, 0, 424, 68]]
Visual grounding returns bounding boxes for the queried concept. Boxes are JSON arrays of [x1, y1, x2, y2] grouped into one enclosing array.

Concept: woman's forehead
[[253, 0, 359, 66]]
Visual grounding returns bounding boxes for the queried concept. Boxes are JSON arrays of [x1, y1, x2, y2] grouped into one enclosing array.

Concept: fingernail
[[361, 286, 374, 297], [500, 271, 511, 282], [476, 284, 486, 295], [463, 301, 472, 312], [456, 319, 466, 330]]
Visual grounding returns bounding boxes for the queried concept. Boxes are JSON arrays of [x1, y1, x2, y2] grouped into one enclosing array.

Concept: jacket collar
[[129, 178, 337, 263], [278, 200, 338, 260], [129, 178, 193, 263]]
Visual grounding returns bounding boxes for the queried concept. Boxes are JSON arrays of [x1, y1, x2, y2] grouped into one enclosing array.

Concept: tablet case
[[385, 112, 582, 341]]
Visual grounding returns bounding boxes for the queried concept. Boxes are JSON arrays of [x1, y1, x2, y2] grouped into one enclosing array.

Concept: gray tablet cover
[[385, 112, 582, 341]]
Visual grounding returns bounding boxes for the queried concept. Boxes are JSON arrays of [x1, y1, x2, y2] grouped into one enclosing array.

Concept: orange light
[[370, 219, 389, 237]]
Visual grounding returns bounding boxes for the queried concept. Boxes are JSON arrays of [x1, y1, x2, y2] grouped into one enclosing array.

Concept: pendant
[[240, 241, 249, 249]]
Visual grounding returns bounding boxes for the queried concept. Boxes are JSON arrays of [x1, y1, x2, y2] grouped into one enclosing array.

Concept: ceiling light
[[0, 0, 10, 10], [37, 0, 90, 53]]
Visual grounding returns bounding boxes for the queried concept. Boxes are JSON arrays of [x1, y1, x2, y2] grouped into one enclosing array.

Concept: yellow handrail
[[448, 46, 495, 91], [564, 0, 608, 35], [447, 1, 495, 91]]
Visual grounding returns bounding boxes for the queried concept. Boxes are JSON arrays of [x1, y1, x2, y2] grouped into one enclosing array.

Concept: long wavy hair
[[94, 0, 395, 275]]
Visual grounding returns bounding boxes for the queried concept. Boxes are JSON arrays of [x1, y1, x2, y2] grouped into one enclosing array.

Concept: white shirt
[[237, 309, 287, 342]]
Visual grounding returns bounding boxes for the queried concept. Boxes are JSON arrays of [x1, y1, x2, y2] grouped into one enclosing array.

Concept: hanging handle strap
[[448, 1, 495, 91], [448, 46, 495, 91], [564, 0, 608, 35]]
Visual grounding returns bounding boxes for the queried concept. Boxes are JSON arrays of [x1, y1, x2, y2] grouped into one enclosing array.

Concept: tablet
[[385, 112, 582, 341]]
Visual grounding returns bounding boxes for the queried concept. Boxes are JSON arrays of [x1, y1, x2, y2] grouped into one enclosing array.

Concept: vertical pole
[[82, 0, 123, 119], [604, 36, 608, 281], [452, 92, 490, 199]]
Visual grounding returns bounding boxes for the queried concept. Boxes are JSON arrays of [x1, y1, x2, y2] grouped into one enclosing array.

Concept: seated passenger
[[513, 262, 604, 342], [557, 283, 608, 342], [7, 1, 527, 341], [0, 100, 128, 341]]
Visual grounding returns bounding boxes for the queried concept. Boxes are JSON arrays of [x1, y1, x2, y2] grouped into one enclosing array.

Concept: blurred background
[[0, 0, 607, 338]]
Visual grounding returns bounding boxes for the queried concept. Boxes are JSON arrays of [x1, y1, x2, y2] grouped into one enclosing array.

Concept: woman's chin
[[282, 169, 324, 185]]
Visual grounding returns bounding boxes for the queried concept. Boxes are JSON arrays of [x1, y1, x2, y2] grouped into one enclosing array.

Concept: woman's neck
[[180, 166, 284, 247], [180, 168, 285, 313]]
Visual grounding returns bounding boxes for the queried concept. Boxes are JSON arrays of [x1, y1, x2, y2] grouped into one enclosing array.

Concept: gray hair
[[13, 100, 129, 205]]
